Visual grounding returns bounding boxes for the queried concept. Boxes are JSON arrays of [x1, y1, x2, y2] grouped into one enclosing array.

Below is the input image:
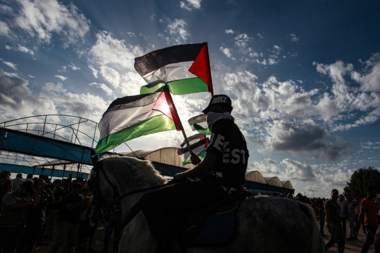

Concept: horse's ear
[[91, 149, 99, 164]]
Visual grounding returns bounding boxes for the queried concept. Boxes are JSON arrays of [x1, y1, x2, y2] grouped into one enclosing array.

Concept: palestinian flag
[[188, 114, 211, 135], [135, 43, 212, 95], [178, 134, 209, 165], [96, 91, 182, 153]]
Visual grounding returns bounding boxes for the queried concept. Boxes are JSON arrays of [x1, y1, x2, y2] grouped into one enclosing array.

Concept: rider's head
[[202, 94, 233, 115]]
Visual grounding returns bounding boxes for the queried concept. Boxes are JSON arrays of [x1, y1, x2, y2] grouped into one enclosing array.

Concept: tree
[[344, 167, 380, 197]]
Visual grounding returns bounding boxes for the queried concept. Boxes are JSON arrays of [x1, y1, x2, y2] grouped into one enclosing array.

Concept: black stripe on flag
[[134, 43, 204, 76], [177, 134, 208, 155], [103, 92, 161, 115]]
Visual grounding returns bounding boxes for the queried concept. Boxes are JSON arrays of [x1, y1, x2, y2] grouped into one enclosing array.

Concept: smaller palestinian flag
[[178, 134, 209, 165], [96, 91, 182, 153], [188, 114, 211, 135], [135, 43, 212, 95]]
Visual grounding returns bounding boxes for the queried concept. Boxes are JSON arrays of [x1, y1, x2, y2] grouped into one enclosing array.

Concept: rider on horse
[[139, 94, 249, 253]]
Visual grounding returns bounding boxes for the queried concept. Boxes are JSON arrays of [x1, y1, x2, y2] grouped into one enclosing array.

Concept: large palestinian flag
[[95, 91, 182, 153], [134, 43, 213, 95], [188, 114, 211, 135], [178, 134, 209, 165]]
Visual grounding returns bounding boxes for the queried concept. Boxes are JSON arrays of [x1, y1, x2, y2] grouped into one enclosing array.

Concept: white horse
[[87, 156, 326, 253]]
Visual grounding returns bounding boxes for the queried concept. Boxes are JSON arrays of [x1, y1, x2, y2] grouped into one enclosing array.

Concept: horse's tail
[[299, 203, 327, 253]]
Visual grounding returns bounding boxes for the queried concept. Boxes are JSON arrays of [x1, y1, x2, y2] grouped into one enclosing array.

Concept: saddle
[[174, 189, 251, 247]]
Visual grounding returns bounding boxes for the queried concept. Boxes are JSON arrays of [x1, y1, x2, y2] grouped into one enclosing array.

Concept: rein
[[93, 163, 167, 241]]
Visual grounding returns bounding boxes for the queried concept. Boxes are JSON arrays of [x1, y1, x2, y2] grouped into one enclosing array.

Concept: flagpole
[[164, 88, 194, 155], [204, 42, 214, 96]]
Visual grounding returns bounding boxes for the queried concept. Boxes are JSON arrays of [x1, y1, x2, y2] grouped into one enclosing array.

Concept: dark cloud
[[268, 120, 348, 162], [0, 70, 41, 110]]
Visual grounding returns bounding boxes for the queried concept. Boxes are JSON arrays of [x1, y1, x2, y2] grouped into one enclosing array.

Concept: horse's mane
[[99, 155, 166, 185]]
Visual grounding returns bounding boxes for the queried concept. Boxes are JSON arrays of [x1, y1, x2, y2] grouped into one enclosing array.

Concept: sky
[[1, 0, 380, 198]]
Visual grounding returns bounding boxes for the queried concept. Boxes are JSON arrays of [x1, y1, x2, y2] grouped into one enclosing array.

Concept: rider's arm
[[173, 152, 217, 182]]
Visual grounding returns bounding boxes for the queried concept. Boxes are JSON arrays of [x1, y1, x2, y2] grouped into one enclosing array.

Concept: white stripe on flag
[[99, 102, 163, 139], [143, 61, 196, 83]]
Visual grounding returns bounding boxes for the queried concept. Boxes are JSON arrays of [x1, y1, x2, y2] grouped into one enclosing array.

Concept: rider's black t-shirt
[[207, 118, 249, 188]]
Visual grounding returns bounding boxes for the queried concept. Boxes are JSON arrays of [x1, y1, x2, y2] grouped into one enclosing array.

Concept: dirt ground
[[33, 218, 375, 253]]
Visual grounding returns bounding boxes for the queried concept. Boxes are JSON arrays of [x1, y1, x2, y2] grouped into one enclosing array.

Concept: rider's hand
[[190, 153, 201, 165], [172, 172, 187, 183]]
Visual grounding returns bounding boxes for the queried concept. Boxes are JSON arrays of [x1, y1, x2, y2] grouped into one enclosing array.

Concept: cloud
[[0, 70, 42, 118], [89, 82, 112, 96], [55, 75, 67, 81], [289, 33, 299, 42], [180, 0, 202, 11], [234, 33, 252, 54], [68, 62, 80, 71], [313, 57, 380, 129], [89, 31, 143, 70], [248, 158, 280, 175], [100, 66, 120, 88], [88, 65, 98, 78], [355, 53, 380, 92], [0, 58, 17, 71], [315, 93, 340, 121], [266, 120, 348, 162], [219, 47, 235, 60], [0, 21, 10, 37], [17, 45, 34, 55], [281, 158, 316, 181], [12, 0, 90, 47], [166, 19, 189, 43], [40, 82, 108, 121], [119, 71, 145, 95], [225, 29, 234, 34]]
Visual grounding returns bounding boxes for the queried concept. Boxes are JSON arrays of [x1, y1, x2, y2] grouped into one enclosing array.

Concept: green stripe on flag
[[194, 124, 211, 135], [140, 82, 167, 95], [167, 77, 209, 95], [182, 150, 207, 165], [140, 77, 209, 95], [96, 115, 176, 153]]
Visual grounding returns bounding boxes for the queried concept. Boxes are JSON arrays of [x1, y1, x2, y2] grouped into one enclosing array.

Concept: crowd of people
[[1, 168, 380, 253], [289, 188, 380, 253], [264, 189, 380, 253], [0, 171, 117, 253]]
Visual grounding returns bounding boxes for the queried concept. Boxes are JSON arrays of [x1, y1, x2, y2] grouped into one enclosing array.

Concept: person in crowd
[[12, 173, 25, 192], [25, 174, 34, 183], [375, 211, 380, 253], [337, 194, 349, 235], [139, 94, 249, 253], [16, 178, 54, 253], [325, 189, 345, 253], [316, 198, 326, 236], [50, 182, 90, 253], [347, 195, 358, 241], [0, 171, 13, 200], [352, 196, 361, 235], [356, 186, 379, 253], [286, 193, 293, 199], [76, 184, 93, 253], [376, 194, 380, 211], [0, 181, 37, 252], [43, 179, 65, 241]]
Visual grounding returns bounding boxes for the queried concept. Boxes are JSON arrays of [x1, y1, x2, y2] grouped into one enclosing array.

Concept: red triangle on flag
[[189, 43, 213, 94], [153, 92, 183, 131]]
